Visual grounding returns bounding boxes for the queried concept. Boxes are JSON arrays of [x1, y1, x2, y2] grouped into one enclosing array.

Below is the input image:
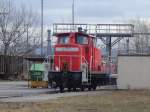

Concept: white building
[[117, 55, 150, 89]]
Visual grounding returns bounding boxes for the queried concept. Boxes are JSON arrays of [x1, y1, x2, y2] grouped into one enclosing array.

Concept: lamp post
[[72, 0, 75, 31], [72, 0, 75, 25], [41, 0, 44, 56]]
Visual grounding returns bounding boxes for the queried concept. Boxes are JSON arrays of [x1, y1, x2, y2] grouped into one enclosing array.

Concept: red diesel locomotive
[[48, 30, 116, 92]]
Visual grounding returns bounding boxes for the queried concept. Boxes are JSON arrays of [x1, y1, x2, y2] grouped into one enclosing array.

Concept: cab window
[[76, 35, 88, 44], [59, 36, 69, 44]]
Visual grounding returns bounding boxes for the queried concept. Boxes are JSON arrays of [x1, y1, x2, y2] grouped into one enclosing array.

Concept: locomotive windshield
[[76, 35, 88, 44], [59, 35, 69, 44]]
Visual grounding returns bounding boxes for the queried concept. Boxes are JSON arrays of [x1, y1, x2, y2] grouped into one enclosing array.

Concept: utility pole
[[72, 0, 75, 25], [72, 0, 75, 31], [41, 0, 44, 56]]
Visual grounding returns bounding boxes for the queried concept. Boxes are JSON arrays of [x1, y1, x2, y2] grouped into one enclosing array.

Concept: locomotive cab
[[48, 31, 108, 92], [54, 32, 102, 72]]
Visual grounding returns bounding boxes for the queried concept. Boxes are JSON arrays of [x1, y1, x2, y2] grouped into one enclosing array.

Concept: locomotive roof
[[55, 32, 96, 38]]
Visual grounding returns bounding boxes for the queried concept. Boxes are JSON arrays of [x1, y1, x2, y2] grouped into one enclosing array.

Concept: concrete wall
[[117, 56, 150, 89]]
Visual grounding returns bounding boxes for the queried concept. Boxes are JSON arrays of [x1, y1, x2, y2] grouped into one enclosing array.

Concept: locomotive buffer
[[47, 23, 134, 92]]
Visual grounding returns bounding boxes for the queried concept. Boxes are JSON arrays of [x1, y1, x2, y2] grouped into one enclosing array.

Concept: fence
[[0, 55, 25, 79]]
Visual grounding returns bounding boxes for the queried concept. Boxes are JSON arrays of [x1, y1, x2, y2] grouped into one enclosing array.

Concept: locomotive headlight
[[56, 47, 79, 52], [55, 66, 60, 71]]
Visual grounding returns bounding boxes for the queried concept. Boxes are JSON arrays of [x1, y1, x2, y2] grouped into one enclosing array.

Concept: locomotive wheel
[[92, 85, 97, 90], [92, 83, 97, 90], [73, 87, 77, 91], [81, 86, 85, 91], [88, 86, 91, 91], [59, 85, 64, 93], [67, 87, 71, 92]]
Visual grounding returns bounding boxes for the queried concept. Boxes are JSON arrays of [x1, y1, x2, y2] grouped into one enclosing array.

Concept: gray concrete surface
[[0, 81, 109, 102], [0, 91, 107, 102], [0, 81, 54, 99]]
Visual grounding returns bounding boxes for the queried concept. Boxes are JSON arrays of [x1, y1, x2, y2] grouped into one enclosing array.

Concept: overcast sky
[[14, 0, 150, 28]]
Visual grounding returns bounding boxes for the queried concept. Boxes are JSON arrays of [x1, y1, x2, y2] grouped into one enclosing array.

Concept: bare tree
[[0, 0, 40, 55], [118, 19, 150, 54], [130, 19, 150, 53]]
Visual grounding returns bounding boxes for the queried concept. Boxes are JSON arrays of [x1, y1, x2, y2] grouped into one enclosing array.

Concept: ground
[[0, 81, 150, 112], [1, 90, 150, 112]]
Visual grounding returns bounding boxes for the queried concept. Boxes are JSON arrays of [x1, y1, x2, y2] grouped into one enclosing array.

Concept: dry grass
[[1, 90, 150, 112]]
